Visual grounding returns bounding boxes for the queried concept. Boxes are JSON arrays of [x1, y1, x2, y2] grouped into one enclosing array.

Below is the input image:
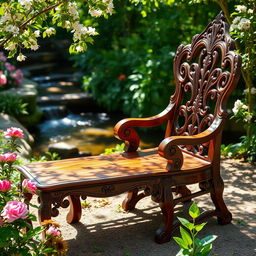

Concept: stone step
[[37, 92, 101, 112]]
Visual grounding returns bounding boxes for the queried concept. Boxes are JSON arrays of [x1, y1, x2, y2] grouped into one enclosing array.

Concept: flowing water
[[31, 73, 161, 156]]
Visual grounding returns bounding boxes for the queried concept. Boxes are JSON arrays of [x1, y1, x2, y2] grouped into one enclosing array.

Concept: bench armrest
[[158, 118, 224, 171], [114, 103, 175, 152]]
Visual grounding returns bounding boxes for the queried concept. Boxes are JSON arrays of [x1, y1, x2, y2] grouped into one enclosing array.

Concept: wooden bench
[[18, 12, 241, 244]]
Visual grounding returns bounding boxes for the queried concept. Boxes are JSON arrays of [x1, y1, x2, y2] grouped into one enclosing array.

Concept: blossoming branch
[[0, 0, 114, 61]]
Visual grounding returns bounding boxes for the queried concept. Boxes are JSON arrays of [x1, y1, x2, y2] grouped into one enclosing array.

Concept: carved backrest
[[169, 12, 241, 156]]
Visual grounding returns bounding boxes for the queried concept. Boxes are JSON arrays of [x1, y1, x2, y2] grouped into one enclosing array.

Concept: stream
[[31, 72, 161, 156]]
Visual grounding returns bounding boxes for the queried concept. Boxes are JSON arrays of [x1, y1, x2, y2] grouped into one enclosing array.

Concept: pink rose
[[1, 200, 29, 223], [0, 153, 17, 163], [0, 73, 7, 86], [46, 226, 61, 237], [0, 180, 11, 192], [4, 127, 24, 138], [22, 179, 37, 194]]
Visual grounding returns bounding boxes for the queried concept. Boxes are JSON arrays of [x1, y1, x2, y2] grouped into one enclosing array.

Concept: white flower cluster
[[244, 87, 256, 95], [88, 0, 114, 17], [230, 16, 251, 31], [4, 25, 19, 35], [236, 5, 247, 13], [18, 0, 33, 9], [232, 100, 252, 122], [232, 100, 248, 115]]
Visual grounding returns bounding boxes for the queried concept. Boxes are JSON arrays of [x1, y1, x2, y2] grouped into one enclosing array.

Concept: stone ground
[[33, 158, 255, 256]]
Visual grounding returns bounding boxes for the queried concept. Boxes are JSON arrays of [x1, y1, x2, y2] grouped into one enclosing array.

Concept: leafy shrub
[[73, 1, 218, 117], [0, 128, 67, 255], [174, 202, 217, 256], [0, 93, 28, 117]]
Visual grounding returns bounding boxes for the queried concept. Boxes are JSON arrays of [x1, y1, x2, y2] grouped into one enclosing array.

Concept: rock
[[48, 142, 80, 159], [0, 114, 34, 159]]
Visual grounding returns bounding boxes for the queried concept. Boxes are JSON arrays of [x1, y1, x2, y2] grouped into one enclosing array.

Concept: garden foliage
[[73, 0, 218, 117], [0, 127, 67, 255]]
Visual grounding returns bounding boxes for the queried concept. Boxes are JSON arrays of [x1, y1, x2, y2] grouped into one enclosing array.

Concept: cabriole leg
[[210, 176, 232, 225], [66, 195, 82, 224], [154, 184, 174, 244], [122, 188, 146, 211]]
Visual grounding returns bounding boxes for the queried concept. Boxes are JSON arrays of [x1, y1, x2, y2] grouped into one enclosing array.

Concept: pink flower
[[5, 62, 16, 72], [1, 200, 29, 223], [0, 153, 17, 163], [0, 180, 11, 192], [4, 127, 24, 138], [22, 179, 37, 194], [0, 73, 7, 86], [46, 226, 61, 237]]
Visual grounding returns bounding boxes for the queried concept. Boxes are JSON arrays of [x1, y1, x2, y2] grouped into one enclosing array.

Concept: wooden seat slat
[[18, 148, 211, 188]]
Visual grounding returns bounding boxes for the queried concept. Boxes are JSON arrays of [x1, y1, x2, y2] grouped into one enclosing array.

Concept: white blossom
[[5, 25, 19, 35], [34, 30, 40, 37], [244, 87, 256, 95], [244, 114, 252, 122], [5, 43, 16, 51], [45, 27, 55, 36], [68, 2, 79, 19], [17, 54, 26, 62], [248, 9, 253, 14], [86, 27, 96, 36], [89, 9, 103, 17], [238, 18, 251, 30], [232, 99, 248, 115], [236, 5, 247, 13], [233, 16, 241, 25], [107, 2, 114, 14], [18, 0, 33, 9], [76, 45, 84, 52], [0, 13, 12, 23], [30, 39, 39, 50]]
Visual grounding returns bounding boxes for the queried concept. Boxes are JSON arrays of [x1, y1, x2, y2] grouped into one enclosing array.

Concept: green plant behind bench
[[174, 202, 217, 256]]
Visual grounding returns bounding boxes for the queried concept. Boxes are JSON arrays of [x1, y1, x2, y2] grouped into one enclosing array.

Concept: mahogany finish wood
[[17, 12, 241, 244]]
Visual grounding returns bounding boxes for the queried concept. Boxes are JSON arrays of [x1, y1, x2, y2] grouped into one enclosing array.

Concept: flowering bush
[[0, 127, 67, 255], [0, 52, 23, 91], [0, 0, 114, 61], [222, 97, 256, 162]]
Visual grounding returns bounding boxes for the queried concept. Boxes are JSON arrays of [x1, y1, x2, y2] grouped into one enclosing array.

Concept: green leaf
[[189, 202, 200, 219], [180, 227, 192, 247], [176, 248, 191, 256], [173, 236, 188, 249], [199, 243, 212, 256], [177, 217, 194, 230], [201, 235, 217, 246], [195, 222, 207, 232]]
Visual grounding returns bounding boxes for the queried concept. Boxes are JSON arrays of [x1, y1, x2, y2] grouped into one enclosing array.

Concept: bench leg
[[38, 193, 52, 223], [210, 176, 232, 225], [155, 186, 174, 244], [122, 188, 146, 211], [66, 195, 82, 224], [174, 185, 191, 202]]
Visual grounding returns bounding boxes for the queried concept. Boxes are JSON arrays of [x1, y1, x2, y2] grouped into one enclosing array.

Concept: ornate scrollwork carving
[[101, 184, 115, 194], [171, 12, 241, 157]]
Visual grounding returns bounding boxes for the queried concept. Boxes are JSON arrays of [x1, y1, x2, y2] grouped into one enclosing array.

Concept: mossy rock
[[17, 106, 43, 128]]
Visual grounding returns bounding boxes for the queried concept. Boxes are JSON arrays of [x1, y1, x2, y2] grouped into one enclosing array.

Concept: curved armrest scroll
[[114, 103, 175, 152], [158, 118, 224, 171]]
